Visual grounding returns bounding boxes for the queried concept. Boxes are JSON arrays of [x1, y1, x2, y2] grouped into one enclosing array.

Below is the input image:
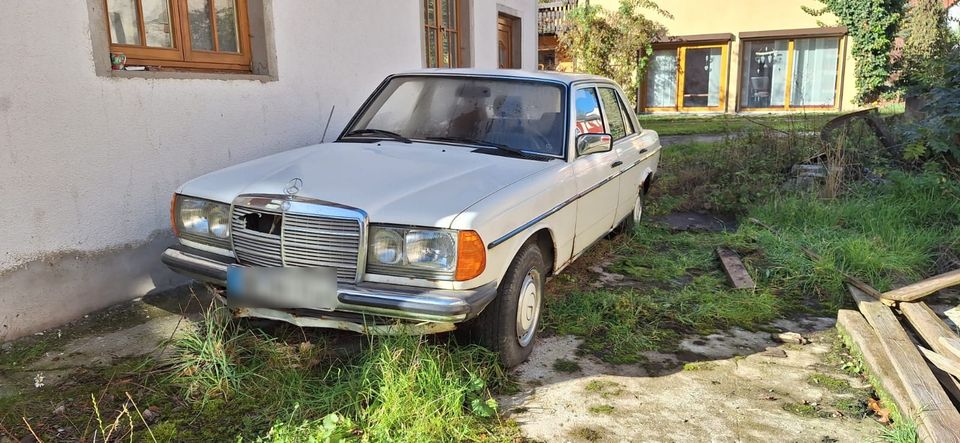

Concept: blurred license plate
[[226, 266, 337, 311]]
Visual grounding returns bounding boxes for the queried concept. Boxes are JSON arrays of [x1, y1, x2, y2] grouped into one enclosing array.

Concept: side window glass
[[574, 88, 605, 136], [617, 92, 636, 135], [599, 88, 627, 140]]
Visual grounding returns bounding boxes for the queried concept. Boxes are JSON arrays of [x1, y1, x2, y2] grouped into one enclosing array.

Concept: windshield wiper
[[424, 136, 530, 157], [343, 128, 412, 144]]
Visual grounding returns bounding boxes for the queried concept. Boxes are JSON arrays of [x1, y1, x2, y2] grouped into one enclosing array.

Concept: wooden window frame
[[105, 0, 252, 71], [737, 35, 845, 112], [423, 0, 463, 68], [640, 42, 730, 113]]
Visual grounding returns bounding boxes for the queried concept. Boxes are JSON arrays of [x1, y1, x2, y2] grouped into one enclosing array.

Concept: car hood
[[178, 141, 560, 228]]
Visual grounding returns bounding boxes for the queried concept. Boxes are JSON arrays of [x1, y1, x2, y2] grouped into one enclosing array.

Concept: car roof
[[390, 68, 615, 86]]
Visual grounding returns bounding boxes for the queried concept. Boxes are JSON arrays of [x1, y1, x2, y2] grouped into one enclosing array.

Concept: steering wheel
[[505, 130, 553, 154]]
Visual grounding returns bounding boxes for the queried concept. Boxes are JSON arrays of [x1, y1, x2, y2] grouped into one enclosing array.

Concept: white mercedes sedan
[[161, 69, 661, 367]]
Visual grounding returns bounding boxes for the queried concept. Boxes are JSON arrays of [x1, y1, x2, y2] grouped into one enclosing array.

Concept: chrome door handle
[[611, 161, 623, 168]]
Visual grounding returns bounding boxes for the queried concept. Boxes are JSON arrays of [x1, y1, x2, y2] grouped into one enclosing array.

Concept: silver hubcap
[[633, 195, 644, 224], [516, 269, 541, 347]]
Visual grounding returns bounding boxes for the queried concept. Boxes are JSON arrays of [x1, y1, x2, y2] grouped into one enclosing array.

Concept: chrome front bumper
[[161, 245, 497, 326]]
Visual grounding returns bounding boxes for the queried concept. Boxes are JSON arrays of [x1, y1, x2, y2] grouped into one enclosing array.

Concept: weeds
[[587, 404, 615, 415], [544, 226, 779, 362], [638, 113, 840, 136], [648, 130, 821, 214], [161, 304, 516, 441], [748, 171, 960, 308], [807, 373, 855, 394], [552, 358, 581, 373]]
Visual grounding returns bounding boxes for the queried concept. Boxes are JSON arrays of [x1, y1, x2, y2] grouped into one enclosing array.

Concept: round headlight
[[206, 204, 230, 239], [372, 229, 403, 264]]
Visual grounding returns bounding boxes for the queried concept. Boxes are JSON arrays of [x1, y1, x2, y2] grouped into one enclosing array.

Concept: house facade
[[542, 0, 859, 113], [0, 0, 538, 341]]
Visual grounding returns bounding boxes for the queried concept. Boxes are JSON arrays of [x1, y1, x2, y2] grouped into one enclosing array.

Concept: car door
[[597, 85, 660, 223], [571, 85, 622, 255]]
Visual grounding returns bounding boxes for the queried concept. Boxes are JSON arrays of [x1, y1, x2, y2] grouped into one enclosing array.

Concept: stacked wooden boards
[[838, 282, 960, 442]]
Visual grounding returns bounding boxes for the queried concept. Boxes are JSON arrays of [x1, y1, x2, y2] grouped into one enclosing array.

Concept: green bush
[[900, 47, 960, 163]]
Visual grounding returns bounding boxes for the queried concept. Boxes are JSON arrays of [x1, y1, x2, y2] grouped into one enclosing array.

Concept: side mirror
[[576, 133, 613, 156]]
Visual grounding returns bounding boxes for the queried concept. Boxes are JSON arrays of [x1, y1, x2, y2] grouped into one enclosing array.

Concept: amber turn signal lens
[[170, 194, 179, 237], [455, 230, 486, 281]]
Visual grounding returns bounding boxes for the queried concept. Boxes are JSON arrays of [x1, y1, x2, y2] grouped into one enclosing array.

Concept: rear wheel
[[460, 243, 545, 368], [616, 191, 645, 234]]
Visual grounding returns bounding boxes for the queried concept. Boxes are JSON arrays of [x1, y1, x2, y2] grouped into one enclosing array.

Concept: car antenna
[[320, 104, 335, 142]]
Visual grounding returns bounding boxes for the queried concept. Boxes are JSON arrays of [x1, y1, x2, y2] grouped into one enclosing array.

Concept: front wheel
[[459, 243, 545, 368]]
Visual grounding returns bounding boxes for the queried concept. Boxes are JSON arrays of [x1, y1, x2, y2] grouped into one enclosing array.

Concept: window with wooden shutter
[[105, 0, 252, 71]]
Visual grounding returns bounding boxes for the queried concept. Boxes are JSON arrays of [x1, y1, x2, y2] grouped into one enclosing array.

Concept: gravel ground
[[502, 318, 882, 443]]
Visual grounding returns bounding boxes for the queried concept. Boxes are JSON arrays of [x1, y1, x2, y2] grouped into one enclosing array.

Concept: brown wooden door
[[497, 14, 514, 68]]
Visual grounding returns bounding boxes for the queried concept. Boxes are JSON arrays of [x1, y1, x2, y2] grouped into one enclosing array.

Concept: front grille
[[231, 203, 363, 283]]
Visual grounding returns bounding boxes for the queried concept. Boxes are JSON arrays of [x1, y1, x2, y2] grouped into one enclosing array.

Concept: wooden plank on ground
[[919, 346, 960, 379], [883, 269, 960, 302], [836, 309, 912, 416], [900, 301, 960, 402], [926, 359, 960, 406], [850, 286, 960, 442], [941, 336, 960, 362], [716, 248, 756, 289]]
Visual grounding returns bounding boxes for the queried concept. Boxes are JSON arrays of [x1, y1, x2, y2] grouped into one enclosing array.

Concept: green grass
[[159, 306, 517, 442], [807, 373, 855, 394], [569, 425, 604, 442], [587, 404, 615, 415], [638, 112, 840, 136], [682, 362, 716, 371], [552, 358, 582, 373], [543, 226, 780, 363], [2, 305, 519, 442], [747, 172, 960, 308]]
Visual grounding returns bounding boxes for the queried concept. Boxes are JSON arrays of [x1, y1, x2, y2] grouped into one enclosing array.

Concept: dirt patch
[[504, 323, 879, 442], [0, 285, 208, 399], [650, 211, 739, 233]]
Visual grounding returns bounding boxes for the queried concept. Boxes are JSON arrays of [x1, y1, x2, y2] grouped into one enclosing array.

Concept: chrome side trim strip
[[487, 151, 658, 250]]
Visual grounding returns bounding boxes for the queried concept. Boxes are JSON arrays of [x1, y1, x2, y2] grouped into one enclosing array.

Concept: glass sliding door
[[740, 40, 789, 109], [642, 44, 728, 112], [645, 49, 678, 108], [791, 37, 840, 106], [681, 47, 723, 108], [740, 36, 841, 110]]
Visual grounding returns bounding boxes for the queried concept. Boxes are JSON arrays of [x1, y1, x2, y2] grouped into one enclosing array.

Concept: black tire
[[459, 243, 545, 368]]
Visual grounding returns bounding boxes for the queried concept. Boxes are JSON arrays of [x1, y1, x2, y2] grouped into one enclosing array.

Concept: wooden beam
[[883, 269, 960, 302], [900, 302, 960, 402], [836, 309, 912, 416], [941, 336, 960, 362], [850, 286, 960, 442], [927, 359, 960, 406], [716, 248, 756, 289], [919, 346, 960, 379]]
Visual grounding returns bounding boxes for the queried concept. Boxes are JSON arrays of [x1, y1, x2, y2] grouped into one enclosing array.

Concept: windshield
[[342, 76, 567, 156]]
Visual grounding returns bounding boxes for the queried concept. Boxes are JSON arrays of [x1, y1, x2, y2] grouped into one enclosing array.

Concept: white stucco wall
[[0, 0, 537, 339], [471, 0, 539, 70]]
